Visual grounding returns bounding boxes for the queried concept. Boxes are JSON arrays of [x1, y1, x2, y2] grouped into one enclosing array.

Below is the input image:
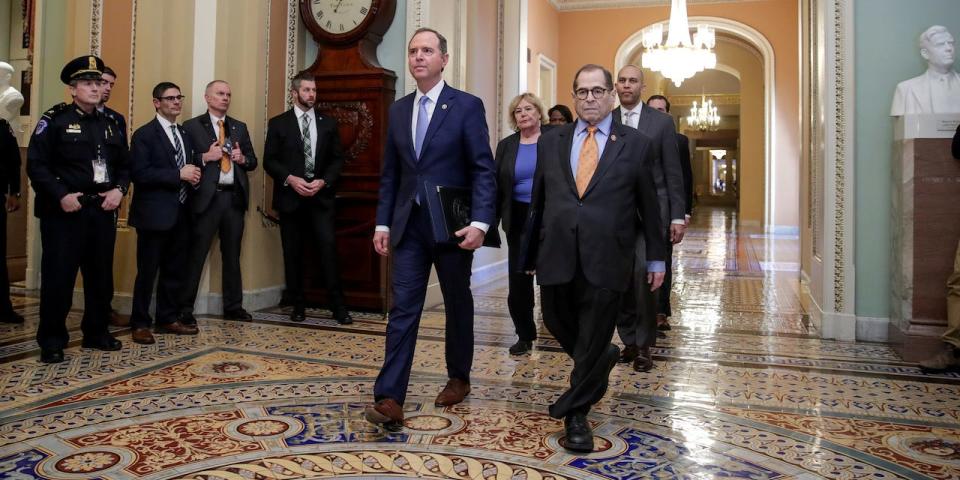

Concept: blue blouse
[[512, 143, 538, 203]]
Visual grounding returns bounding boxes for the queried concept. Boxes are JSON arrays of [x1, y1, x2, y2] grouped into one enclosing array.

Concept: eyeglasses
[[574, 87, 609, 100], [158, 95, 185, 102]]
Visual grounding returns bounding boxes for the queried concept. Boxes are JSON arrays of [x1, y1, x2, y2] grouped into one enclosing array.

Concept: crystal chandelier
[[641, 0, 716, 87], [687, 93, 721, 131]]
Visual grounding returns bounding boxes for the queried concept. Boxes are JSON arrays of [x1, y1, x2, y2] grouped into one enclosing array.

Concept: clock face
[[311, 0, 374, 35]]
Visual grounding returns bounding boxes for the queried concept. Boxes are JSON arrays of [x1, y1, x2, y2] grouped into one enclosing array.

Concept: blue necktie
[[414, 95, 430, 159]]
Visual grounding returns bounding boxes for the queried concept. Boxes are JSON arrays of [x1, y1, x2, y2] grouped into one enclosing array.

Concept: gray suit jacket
[[613, 105, 684, 230]]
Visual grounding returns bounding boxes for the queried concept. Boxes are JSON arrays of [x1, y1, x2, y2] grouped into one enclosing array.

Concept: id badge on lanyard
[[92, 145, 109, 184]]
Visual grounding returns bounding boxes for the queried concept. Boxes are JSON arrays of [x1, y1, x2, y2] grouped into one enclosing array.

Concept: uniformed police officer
[[26, 55, 130, 364]]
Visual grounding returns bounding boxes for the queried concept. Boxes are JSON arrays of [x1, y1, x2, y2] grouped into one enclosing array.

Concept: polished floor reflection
[[1, 207, 958, 479]]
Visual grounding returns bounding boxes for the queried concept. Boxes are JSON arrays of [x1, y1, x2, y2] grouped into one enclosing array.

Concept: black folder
[[423, 180, 500, 247]]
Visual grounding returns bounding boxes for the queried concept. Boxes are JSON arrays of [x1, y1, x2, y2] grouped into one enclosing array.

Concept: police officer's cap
[[60, 55, 104, 85]]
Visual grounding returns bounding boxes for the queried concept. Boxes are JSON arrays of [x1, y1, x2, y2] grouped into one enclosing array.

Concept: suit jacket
[[677, 133, 693, 215], [523, 120, 664, 292], [182, 113, 258, 214], [375, 84, 497, 246], [263, 108, 346, 213], [493, 125, 552, 236], [101, 105, 127, 144], [613, 105, 684, 227], [129, 118, 197, 231], [0, 118, 20, 196]]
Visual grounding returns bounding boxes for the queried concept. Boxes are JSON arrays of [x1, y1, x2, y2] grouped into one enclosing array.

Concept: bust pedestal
[[890, 114, 960, 360]]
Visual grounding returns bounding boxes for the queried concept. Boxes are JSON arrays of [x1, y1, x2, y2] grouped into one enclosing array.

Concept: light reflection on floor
[[0, 206, 958, 479]]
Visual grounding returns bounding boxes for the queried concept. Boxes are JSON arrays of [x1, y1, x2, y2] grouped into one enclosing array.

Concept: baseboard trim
[[855, 316, 889, 342], [766, 225, 800, 236], [65, 285, 285, 316], [807, 292, 856, 341]]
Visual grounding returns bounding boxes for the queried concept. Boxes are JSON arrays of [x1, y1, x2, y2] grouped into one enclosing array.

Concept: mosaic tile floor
[[2, 207, 959, 479]]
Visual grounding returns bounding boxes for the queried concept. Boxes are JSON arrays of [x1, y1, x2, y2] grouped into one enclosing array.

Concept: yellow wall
[[555, 0, 801, 228], [526, 0, 560, 102]]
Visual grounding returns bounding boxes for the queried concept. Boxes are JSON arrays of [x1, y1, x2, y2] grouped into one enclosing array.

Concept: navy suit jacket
[[375, 84, 496, 246], [129, 118, 197, 231]]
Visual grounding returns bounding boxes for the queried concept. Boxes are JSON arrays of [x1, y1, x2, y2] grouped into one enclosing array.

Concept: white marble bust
[[0, 62, 24, 123], [891, 26, 960, 116]]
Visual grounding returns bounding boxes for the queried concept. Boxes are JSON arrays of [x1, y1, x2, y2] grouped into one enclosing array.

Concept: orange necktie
[[218, 119, 231, 173], [575, 126, 598, 197]]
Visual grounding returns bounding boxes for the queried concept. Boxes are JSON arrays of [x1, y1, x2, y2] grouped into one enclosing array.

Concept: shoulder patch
[[33, 119, 48, 136]]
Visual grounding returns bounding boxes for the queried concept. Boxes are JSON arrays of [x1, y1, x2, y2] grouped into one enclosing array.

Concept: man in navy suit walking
[[365, 27, 497, 429]]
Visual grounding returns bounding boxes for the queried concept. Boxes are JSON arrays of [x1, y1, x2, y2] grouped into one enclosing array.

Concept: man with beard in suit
[[263, 72, 350, 324], [180, 80, 258, 323], [523, 64, 664, 452]]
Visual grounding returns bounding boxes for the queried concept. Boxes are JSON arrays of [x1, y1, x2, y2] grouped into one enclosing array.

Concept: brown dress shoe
[[435, 378, 471, 407], [155, 321, 199, 335], [619, 345, 639, 364], [131, 327, 156, 345], [364, 398, 404, 431], [633, 346, 654, 372]]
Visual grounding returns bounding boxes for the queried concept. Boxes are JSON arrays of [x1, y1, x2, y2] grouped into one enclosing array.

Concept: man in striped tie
[[263, 72, 349, 324], [521, 64, 665, 452], [128, 82, 205, 345]]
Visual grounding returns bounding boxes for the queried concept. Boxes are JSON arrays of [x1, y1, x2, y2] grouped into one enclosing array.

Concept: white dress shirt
[[210, 113, 235, 185], [156, 114, 185, 161]]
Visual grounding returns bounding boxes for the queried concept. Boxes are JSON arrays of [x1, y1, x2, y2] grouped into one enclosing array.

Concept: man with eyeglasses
[[522, 64, 664, 452], [128, 82, 204, 345], [612, 65, 685, 373], [26, 56, 130, 363], [180, 80, 258, 324]]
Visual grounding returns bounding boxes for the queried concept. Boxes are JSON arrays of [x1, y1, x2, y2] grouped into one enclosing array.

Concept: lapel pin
[[441, 104, 448, 110], [610, 134, 617, 142]]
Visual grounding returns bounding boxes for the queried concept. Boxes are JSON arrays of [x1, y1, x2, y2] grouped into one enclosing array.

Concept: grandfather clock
[[298, 0, 397, 311]]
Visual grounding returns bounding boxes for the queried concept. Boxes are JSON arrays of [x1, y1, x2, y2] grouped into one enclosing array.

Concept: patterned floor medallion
[[1, 208, 959, 479]]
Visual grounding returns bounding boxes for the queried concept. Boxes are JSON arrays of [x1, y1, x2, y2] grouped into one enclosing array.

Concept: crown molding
[[548, 0, 764, 11]]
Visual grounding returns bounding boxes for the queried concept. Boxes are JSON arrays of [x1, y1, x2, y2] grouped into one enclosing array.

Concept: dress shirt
[[156, 114, 185, 159], [571, 114, 664, 273], [620, 104, 641, 129], [210, 113, 235, 186], [376, 80, 489, 235]]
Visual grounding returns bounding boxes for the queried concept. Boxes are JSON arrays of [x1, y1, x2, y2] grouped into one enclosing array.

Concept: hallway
[[0, 207, 957, 479]]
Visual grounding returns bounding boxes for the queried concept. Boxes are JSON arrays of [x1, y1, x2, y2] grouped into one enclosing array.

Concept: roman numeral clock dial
[[311, 0, 372, 35]]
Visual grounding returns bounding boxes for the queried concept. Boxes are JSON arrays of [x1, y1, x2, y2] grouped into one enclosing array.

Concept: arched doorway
[[614, 16, 783, 231]]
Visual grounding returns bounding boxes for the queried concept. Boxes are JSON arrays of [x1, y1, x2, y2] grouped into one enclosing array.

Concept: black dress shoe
[[619, 345, 639, 364], [223, 309, 252, 321], [81, 335, 122, 351], [563, 412, 594, 452], [333, 310, 353, 325], [290, 308, 306, 322], [0, 312, 24, 324], [178, 312, 198, 326], [508, 340, 532, 355], [40, 348, 64, 364]]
